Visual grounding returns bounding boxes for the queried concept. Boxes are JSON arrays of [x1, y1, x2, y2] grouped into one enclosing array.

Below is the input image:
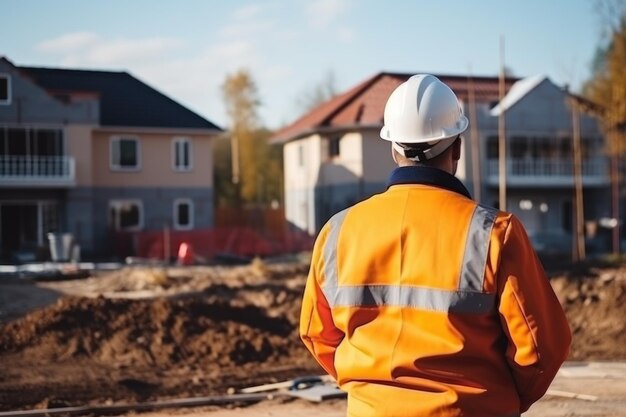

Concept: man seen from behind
[[299, 74, 572, 417]]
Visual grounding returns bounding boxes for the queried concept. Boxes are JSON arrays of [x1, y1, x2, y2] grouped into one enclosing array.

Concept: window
[[487, 136, 499, 159], [562, 200, 572, 232], [172, 137, 192, 171], [0, 74, 10, 105], [110, 136, 140, 170], [173, 199, 194, 230], [0, 127, 64, 157], [36, 129, 63, 156], [7, 128, 27, 155], [510, 136, 528, 158], [581, 138, 593, 159], [559, 138, 572, 158], [109, 200, 143, 231], [329, 137, 341, 157]]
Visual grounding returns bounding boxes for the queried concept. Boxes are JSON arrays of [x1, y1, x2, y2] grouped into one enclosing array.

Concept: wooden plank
[[546, 389, 598, 401], [240, 375, 333, 393]]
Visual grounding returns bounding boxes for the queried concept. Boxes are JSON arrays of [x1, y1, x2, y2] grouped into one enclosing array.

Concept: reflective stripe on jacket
[[300, 166, 571, 417]]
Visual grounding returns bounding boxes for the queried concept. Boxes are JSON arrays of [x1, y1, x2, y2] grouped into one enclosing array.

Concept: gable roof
[[490, 74, 548, 116], [271, 72, 517, 143], [14, 62, 221, 131]]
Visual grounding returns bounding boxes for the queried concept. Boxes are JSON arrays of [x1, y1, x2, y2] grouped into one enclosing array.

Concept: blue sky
[[3, 0, 602, 129]]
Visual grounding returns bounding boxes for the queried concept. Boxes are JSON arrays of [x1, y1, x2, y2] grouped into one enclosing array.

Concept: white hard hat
[[380, 74, 468, 161]]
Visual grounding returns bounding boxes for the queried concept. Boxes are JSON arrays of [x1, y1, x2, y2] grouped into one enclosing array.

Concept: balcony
[[0, 156, 76, 187], [486, 157, 609, 187]]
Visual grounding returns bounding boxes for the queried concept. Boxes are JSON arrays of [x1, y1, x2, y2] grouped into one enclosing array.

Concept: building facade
[[0, 57, 221, 261], [272, 72, 613, 255]]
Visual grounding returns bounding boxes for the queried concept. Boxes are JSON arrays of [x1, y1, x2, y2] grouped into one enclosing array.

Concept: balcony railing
[[486, 157, 609, 186], [0, 155, 76, 187]]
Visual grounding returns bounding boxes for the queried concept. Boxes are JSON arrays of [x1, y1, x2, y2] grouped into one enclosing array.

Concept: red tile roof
[[271, 72, 517, 143]]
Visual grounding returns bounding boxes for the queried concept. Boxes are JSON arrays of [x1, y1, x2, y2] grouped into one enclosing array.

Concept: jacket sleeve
[[299, 224, 345, 379], [496, 215, 572, 412]]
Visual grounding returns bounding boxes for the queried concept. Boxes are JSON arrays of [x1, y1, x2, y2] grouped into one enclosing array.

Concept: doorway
[[0, 202, 58, 261]]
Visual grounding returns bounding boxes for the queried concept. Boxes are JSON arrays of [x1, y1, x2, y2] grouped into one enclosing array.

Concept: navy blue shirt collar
[[386, 166, 472, 199]]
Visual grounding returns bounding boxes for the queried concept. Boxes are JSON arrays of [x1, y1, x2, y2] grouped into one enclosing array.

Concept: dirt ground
[[0, 259, 625, 415]]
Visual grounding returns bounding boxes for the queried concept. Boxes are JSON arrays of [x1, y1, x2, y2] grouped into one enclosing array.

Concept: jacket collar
[[386, 166, 472, 199]]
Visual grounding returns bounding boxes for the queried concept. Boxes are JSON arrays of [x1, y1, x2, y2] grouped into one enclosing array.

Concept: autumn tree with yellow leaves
[[585, 2, 626, 152], [584, 0, 626, 253], [216, 69, 282, 208]]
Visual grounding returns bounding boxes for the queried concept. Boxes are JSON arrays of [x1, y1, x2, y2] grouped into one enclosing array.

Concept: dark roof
[[271, 72, 517, 143], [17, 65, 221, 130]]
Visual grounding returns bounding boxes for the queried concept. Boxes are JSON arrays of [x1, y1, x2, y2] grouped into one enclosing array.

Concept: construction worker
[[300, 74, 571, 416]]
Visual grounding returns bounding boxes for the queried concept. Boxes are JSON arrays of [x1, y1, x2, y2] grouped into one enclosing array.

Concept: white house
[[271, 72, 612, 254]]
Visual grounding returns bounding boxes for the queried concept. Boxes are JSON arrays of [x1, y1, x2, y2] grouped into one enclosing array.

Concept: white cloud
[[336, 27, 356, 43], [38, 33, 183, 67], [209, 40, 257, 62], [38, 32, 99, 52], [306, 0, 352, 28], [83, 38, 183, 65], [34, 6, 296, 129], [220, 3, 276, 40], [260, 64, 294, 82], [232, 4, 264, 20], [219, 20, 276, 39]]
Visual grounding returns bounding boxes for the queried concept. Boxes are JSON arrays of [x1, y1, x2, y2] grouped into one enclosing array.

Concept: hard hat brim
[[380, 115, 468, 144]]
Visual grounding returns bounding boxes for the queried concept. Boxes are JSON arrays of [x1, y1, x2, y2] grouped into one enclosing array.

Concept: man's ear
[[452, 137, 462, 161], [391, 143, 399, 164]]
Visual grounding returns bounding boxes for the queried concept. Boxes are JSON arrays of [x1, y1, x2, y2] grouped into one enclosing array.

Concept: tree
[[296, 70, 338, 112], [218, 69, 283, 208], [584, 1, 626, 254], [213, 134, 237, 207], [594, 0, 626, 37], [585, 3, 626, 154]]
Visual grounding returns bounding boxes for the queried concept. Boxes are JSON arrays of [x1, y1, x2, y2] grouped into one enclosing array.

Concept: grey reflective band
[[458, 204, 498, 292], [333, 285, 495, 314], [322, 208, 349, 304], [320, 204, 498, 314]]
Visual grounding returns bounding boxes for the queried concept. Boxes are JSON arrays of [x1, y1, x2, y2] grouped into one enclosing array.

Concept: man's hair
[[393, 138, 459, 167], [393, 147, 432, 167]]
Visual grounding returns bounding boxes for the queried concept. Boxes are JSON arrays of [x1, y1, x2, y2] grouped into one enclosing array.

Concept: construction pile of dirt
[[0, 296, 297, 368], [551, 264, 626, 360], [0, 262, 319, 411], [0, 260, 625, 411]]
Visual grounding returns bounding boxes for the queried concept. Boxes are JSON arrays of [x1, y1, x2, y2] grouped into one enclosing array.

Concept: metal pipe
[[498, 35, 507, 211], [0, 392, 277, 417]]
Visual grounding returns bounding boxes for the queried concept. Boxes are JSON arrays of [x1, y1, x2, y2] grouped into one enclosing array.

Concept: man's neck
[[398, 161, 453, 175]]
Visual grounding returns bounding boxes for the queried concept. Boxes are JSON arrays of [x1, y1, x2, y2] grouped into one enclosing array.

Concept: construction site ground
[[1, 258, 625, 416]]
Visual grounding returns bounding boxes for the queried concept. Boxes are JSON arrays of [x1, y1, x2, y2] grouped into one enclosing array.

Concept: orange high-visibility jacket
[[300, 166, 571, 417]]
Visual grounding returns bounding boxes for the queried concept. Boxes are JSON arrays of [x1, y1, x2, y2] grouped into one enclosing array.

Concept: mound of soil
[[0, 263, 319, 411], [0, 296, 296, 368], [0, 261, 625, 411], [552, 266, 626, 360]]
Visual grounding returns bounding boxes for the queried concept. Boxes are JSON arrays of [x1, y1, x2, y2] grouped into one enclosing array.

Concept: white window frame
[[172, 136, 193, 171], [0, 74, 11, 105], [109, 199, 144, 231], [173, 198, 194, 230], [110, 136, 141, 171]]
